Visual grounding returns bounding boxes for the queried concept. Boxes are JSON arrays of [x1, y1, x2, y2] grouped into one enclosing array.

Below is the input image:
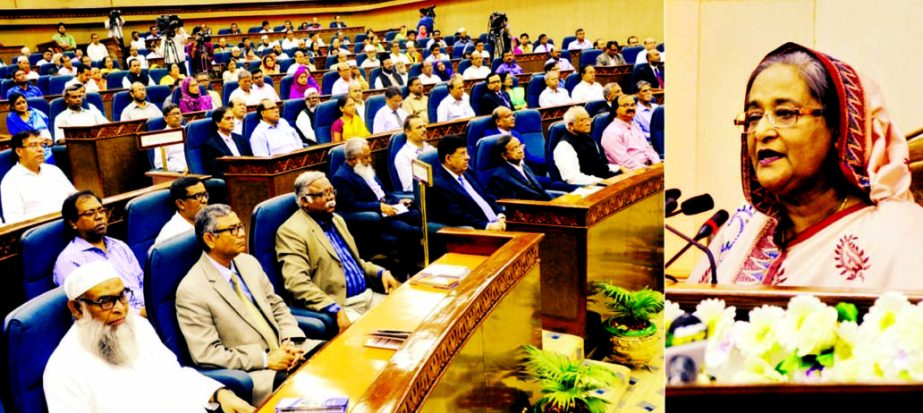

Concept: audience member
[[295, 89, 320, 144], [437, 75, 475, 122], [389, 42, 409, 66], [485, 106, 520, 139], [538, 70, 572, 108], [86, 33, 109, 61], [63, 64, 92, 90], [500, 72, 526, 110], [462, 51, 490, 80], [228, 70, 262, 105], [159, 63, 185, 86], [375, 56, 404, 88], [567, 28, 591, 50], [223, 59, 240, 83], [6, 70, 42, 99], [488, 134, 552, 201], [53, 22, 76, 51], [434, 60, 453, 82], [372, 87, 407, 133], [1, 130, 75, 223], [155, 104, 189, 172], [418, 61, 441, 85], [518, 33, 534, 54], [120, 82, 162, 120], [289, 65, 319, 100], [179, 76, 213, 113], [330, 15, 347, 28], [37, 49, 55, 66], [626, 36, 640, 47], [331, 62, 358, 95], [250, 99, 303, 156], [633, 81, 659, 139], [554, 106, 618, 185], [571, 65, 604, 102], [196, 72, 222, 109], [496, 51, 523, 75], [54, 85, 109, 143], [547, 49, 574, 72], [230, 97, 246, 135], [534, 34, 554, 53], [478, 73, 513, 116], [633, 49, 664, 90], [602, 95, 660, 170], [17, 57, 39, 81], [154, 177, 208, 245], [6, 93, 51, 140], [394, 115, 432, 191], [331, 95, 370, 142], [597, 41, 627, 66], [122, 59, 153, 89], [430, 136, 505, 230], [635, 37, 665, 65], [603, 82, 623, 106], [251, 68, 280, 101], [347, 83, 367, 123], [402, 76, 428, 120], [203, 107, 253, 177]]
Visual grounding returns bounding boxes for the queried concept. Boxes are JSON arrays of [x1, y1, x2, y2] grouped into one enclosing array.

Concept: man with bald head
[[43, 261, 255, 413], [228, 70, 261, 106], [120, 82, 161, 120], [632, 49, 664, 91], [635, 37, 665, 65], [331, 62, 357, 95]]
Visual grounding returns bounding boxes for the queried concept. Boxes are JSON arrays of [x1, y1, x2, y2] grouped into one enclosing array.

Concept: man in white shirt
[[553, 106, 619, 185], [230, 97, 247, 135], [280, 30, 299, 50], [154, 177, 209, 245], [566, 28, 591, 51], [286, 51, 313, 75], [571, 65, 604, 102], [425, 30, 448, 50], [64, 64, 92, 90], [359, 46, 380, 69], [55, 85, 109, 143], [250, 68, 279, 102], [125, 46, 148, 69], [534, 34, 555, 53], [37, 49, 54, 66], [129, 31, 146, 51], [436, 75, 475, 122], [389, 42, 409, 66], [120, 82, 163, 121], [155, 104, 189, 172], [424, 45, 449, 64], [228, 70, 262, 106], [393, 114, 433, 192], [538, 70, 572, 108], [1, 130, 77, 224], [635, 37, 665, 65], [295, 89, 319, 144], [374, 57, 403, 89], [57, 56, 77, 76], [546, 49, 574, 72], [16, 57, 39, 81], [250, 99, 303, 156], [86, 33, 109, 62], [462, 51, 490, 80], [43, 261, 256, 413], [347, 82, 367, 121], [372, 87, 408, 134], [418, 61, 441, 85], [331, 62, 358, 95]]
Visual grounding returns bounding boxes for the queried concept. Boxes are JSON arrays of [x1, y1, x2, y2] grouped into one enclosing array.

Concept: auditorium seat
[[0, 66, 17, 79], [490, 58, 502, 73], [106, 71, 129, 90], [213, 52, 231, 64], [184, 118, 215, 175], [37, 76, 50, 95], [561, 36, 577, 51], [144, 233, 255, 402], [545, 121, 568, 182], [426, 84, 448, 124], [325, 55, 338, 70], [242, 111, 260, 140], [247, 61, 260, 72], [364, 94, 386, 131], [470, 81, 488, 116], [20, 219, 69, 300], [85, 92, 105, 115], [111, 90, 131, 121], [368, 67, 381, 90], [650, 105, 664, 158], [386, 132, 410, 194], [145, 116, 166, 132], [591, 112, 610, 145], [4, 287, 71, 413], [148, 68, 167, 84], [217, 28, 231, 35], [27, 52, 43, 66], [49, 97, 102, 134], [321, 71, 339, 95], [0, 149, 16, 221], [408, 63, 422, 79], [247, 26, 262, 33], [415, 149, 449, 255], [147, 85, 171, 108], [621, 46, 644, 65], [124, 188, 174, 266], [474, 134, 504, 188], [354, 44, 367, 55], [564, 72, 581, 94], [457, 59, 472, 75], [222, 81, 238, 106], [464, 116, 494, 167], [513, 109, 547, 176], [0, 79, 13, 97], [354, 33, 368, 45], [39, 64, 57, 76], [385, 31, 397, 41], [314, 99, 341, 144], [526, 75, 545, 108], [452, 44, 471, 59], [280, 75, 294, 100], [281, 98, 306, 128], [48, 75, 73, 95], [585, 99, 610, 117], [249, 194, 337, 338], [579, 49, 603, 68], [657, 43, 665, 52]]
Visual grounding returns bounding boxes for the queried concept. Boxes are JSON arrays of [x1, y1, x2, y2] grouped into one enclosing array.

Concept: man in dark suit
[[631, 49, 664, 92], [484, 106, 522, 139], [331, 138, 422, 278], [202, 107, 253, 178], [488, 135, 553, 201], [329, 15, 347, 28], [477, 73, 512, 116], [430, 135, 505, 230]]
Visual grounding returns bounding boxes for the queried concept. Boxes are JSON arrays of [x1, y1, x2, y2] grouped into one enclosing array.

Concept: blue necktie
[[458, 176, 498, 222]]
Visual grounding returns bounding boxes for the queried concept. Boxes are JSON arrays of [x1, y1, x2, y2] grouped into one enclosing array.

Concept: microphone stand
[[665, 224, 718, 284]]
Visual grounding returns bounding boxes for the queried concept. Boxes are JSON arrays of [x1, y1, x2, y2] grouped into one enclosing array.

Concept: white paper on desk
[[381, 203, 409, 217], [570, 186, 604, 197]]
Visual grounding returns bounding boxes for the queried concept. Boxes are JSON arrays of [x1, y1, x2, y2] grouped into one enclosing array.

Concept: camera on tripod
[[419, 6, 436, 18], [157, 14, 183, 39], [109, 9, 122, 26]]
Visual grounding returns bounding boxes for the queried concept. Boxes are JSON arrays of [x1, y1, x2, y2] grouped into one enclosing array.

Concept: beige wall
[[665, 0, 923, 274]]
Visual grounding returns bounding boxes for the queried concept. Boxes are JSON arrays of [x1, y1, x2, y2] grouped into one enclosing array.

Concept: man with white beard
[[43, 260, 255, 413], [330, 139, 422, 279]]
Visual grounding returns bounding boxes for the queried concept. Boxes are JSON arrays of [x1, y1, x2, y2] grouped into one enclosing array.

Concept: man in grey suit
[[176, 204, 308, 405], [276, 171, 401, 334]]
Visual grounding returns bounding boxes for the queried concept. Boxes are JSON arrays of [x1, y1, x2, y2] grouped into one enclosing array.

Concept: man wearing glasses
[[601, 95, 661, 171], [249, 99, 303, 156], [154, 177, 209, 245], [177, 204, 309, 405], [44, 261, 256, 413], [0, 130, 76, 224], [276, 171, 401, 334], [54, 190, 146, 314], [478, 73, 512, 116]]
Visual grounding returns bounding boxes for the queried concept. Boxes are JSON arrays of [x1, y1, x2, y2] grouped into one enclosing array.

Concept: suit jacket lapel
[[303, 210, 340, 261], [522, 163, 542, 191], [199, 254, 264, 333], [332, 216, 361, 263], [234, 258, 279, 332]]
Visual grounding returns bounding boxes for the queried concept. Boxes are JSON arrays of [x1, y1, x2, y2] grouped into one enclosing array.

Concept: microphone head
[[665, 188, 681, 215], [695, 209, 729, 240], [666, 188, 681, 202], [680, 194, 714, 216], [665, 198, 678, 216]]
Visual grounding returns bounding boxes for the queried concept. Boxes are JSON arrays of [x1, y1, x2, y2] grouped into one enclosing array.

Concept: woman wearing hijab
[[178, 76, 213, 113], [288, 65, 319, 100], [690, 42, 923, 290], [434, 60, 453, 82]]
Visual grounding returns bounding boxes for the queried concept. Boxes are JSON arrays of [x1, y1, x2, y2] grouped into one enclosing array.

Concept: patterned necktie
[[498, 92, 510, 108], [393, 110, 403, 127], [229, 269, 279, 350], [458, 176, 498, 222]]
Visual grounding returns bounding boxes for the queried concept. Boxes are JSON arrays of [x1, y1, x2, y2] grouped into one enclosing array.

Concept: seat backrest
[[247, 61, 260, 72], [470, 82, 489, 116], [650, 105, 665, 158], [385, 31, 398, 41], [356, 52, 368, 63], [457, 59, 472, 75], [243, 111, 261, 141], [144, 232, 201, 365], [452, 44, 467, 59], [39, 64, 57, 76], [37, 76, 50, 95], [513, 109, 546, 172], [247, 26, 262, 33], [354, 33, 368, 44], [184, 118, 217, 175], [111, 90, 131, 121], [546, 121, 568, 182], [368, 68, 381, 90], [26, 98, 49, 120], [0, 79, 13, 98], [387, 132, 407, 192], [579, 49, 603, 69], [426, 84, 448, 124], [314, 99, 342, 144], [213, 51, 231, 64], [564, 72, 581, 94], [125, 189, 174, 266], [48, 98, 65, 137], [0, 149, 16, 221], [526, 75, 546, 109], [474, 134, 504, 188], [321, 71, 339, 96], [585, 99, 610, 117], [328, 144, 346, 176], [414, 149, 440, 207], [490, 58, 502, 73], [621, 46, 644, 65], [20, 219, 69, 300], [591, 112, 611, 145], [106, 71, 128, 90], [28, 52, 43, 66], [364, 94, 386, 131], [148, 68, 167, 84], [217, 28, 231, 35], [324, 55, 338, 70], [222, 81, 238, 106], [3, 287, 70, 413], [281, 98, 306, 127], [145, 116, 166, 132], [280, 75, 294, 100], [657, 43, 665, 52], [464, 116, 495, 164], [146, 85, 171, 109], [85, 92, 105, 116], [408, 63, 422, 79], [48, 75, 73, 95], [249, 193, 299, 295]]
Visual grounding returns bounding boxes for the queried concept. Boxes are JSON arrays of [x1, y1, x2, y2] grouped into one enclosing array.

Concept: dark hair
[[437, 135, 466, 165], [162, 103, 180, 116], [403, 114, 421, 131], [430, 44, 441, 53], [261, 20, 269, 27], [579, 64, 593, 76], [606, 40, 620, 50], [384, 86, 402, 99], [211, 106, 229, 126], [251, 68, 263, 77], [10, 130, 39, 161], [519, 33, 529, 39], [62, 190, 101, 235], [75, 64, 90, 75], [7, 92, 26, 109], [538, 33, 547, 40], [543, 61, 557, 73], [64, 84, 82, 98], [169, 176, 204, 210], [408, 76, 421, 86], [407, 30, 416, 36], [336, 94, 352, 109], [575, 28, 584, 34], [496, 134, 514, 161]]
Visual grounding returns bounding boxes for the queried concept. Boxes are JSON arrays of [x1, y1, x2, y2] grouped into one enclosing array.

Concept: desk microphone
[[665, 209, 728, 284], [665, 188, 681, 216], [667, 193, 714, 217]]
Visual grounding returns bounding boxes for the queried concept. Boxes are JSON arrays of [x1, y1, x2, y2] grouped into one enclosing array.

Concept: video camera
[[419, 6, 436, 18], [156, 14, 183, 39], [489, 12, 508, 32]]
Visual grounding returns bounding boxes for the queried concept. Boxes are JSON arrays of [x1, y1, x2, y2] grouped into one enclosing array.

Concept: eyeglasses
[[23, 142, 51, 149], [78, 206, 108, 219], [734, 107, 825, 133], [305, 188, 337, 198], [78, 288, 132, 311], [185, 191, 209, 202], [619, 102, 637, 108], [213, 223, 246, 236]]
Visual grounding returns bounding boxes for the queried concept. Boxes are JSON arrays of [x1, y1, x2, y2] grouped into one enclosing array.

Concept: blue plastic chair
[[281, 98, 306, 128], [0, 79, 13, 97], [585, 99, 610, 117], [314, 99, 341, 144], [564, 72, 581, 94], [513, 109, 547, 175], [184, 118, 217, 175], [470, 82, 489, 116], [561, 36, 577, 51], [48, 75, 73, 95], [464, 116, 494, 168], [591, 112, 611, 145], [426, 84, 448, 124], [321, 71, 339, 95], [545, 121, 568, 182], [474, 134, 505, 188], [222, 81, 238, 107], [408, 63, 422, 80], [0, 149, 16, 221], [526, 75, 545, 109], [37, 75, 51, 95], [147, 85, 171, 108], [364, 94, 386, 132], [20, 219, 69, 300], [242, 111, 260, 141], [368, 68, 381, 90], [106, 71, 129, 90], [280, 75, 294, 100], [386, 132, 410, 194], [112, 90, 131, 121], [148, 68, 168, 84], [124, 189, 175, 266], [621, 46, 644, 65], [580, 49, 603, 68], [650, 105, 664, 158]]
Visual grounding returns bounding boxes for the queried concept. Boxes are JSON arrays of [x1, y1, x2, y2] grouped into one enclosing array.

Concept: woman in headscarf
[[288, 65, 319, 100], [178, 76, 213, 113], [689, 42, 923, 290], [434, 60, 453, 82]]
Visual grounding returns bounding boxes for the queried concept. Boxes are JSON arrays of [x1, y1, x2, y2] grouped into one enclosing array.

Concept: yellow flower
[[733, 305, 785, 358]]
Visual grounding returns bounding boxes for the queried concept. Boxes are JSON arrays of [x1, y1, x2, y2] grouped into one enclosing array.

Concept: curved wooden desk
[[257, 229, 544, 412]]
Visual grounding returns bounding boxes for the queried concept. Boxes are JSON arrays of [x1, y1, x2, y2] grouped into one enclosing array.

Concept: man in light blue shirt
[[249, 99, 303, 156]]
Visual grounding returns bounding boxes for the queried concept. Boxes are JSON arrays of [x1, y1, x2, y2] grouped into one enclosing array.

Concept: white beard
[[75, 305, 139, 367], [354, 162, 376, 181]]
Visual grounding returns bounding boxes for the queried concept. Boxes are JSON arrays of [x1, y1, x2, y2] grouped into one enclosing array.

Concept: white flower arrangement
[[666, 292, 923, 384]]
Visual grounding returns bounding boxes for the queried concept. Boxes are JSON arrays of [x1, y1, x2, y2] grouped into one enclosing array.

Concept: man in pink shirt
[[601, 95, 660, 170]]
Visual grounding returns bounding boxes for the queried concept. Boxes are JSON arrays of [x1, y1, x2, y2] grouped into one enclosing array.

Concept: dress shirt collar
[[71, 236, 111, 252], [442, 165, 464, 181]]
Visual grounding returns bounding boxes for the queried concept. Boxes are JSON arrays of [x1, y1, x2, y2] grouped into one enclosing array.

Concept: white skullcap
[[347, 60, 357, 68], [364, 45, 376, 53], [458, 27, 466, 33], [64, 260, 121, 300]]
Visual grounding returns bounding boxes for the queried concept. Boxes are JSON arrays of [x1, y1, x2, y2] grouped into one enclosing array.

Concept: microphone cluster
[[664, 189, 727, 284]]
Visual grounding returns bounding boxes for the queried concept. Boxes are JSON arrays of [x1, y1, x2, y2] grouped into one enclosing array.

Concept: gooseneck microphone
[[665, 210, 728, 268], [665, 188, 682, 216], [667, 193, 715, 217]]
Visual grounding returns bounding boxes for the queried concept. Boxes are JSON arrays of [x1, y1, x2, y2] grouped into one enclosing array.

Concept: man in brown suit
[[176, 204, 309, 405], [276, 171, 401, 334]]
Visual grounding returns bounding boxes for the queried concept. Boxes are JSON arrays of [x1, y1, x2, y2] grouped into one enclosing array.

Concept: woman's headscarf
[[741, 42, 911, 218], [179, 76, 212, 113], [289, 65, 319, 100], [434, 61, 453, 81]]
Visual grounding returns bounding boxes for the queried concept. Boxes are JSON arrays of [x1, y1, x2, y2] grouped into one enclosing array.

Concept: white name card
[[412, 158, 432, 187], [138, 127, 185, 150]]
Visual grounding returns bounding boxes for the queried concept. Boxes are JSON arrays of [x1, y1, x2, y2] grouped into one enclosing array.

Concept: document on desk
[[381, 202, 409, 217], [570, 185, 605, 198], [275, 395, 349, 412], [409, 264, 471, 289]]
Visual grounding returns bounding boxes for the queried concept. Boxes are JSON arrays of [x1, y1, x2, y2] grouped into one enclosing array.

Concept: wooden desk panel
[[63, 119, 149, 198]]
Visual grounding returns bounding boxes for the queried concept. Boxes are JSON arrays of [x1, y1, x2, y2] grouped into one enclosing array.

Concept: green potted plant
[[593, 283, 664, 366], [520, 344, 620, 413]]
